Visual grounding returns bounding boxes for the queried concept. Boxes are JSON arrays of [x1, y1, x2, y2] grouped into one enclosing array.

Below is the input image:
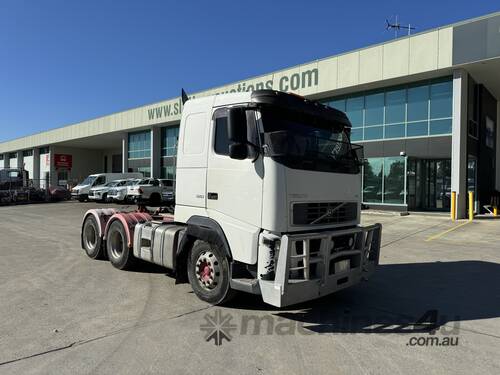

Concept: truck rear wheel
[[187, 240, 235, 305], [106, 220, 136, 270], [82, 215, 105, 259]]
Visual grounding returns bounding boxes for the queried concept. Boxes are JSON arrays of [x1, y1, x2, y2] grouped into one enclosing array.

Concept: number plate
[[334, 259, 350, 274]]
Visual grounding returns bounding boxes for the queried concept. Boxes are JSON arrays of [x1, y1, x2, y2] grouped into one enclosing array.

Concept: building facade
[[1, 12, 500, 218]]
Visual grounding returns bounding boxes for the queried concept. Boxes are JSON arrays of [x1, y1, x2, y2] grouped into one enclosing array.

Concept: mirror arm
[[242, 141, 262, 163]]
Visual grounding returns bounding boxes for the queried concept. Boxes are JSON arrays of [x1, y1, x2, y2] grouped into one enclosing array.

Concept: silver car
[[88, 180, 128, 202], [107, 179, 140, 203]]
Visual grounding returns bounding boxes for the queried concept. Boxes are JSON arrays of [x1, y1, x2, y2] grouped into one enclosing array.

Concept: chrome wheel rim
[[195, 250, 220, 290]]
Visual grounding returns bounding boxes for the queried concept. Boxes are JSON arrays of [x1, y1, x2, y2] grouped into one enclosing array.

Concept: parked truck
[[80, 90, 381, 307], [0, 168, 47, 204]]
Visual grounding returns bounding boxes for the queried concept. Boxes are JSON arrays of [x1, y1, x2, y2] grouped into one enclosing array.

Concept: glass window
[[214, 116, 231, 155], [430, 81, 452, 119], [161, 126, 179, 157], [364, 93, 384, 126], [384, 124, 405, 139], [364, 126, 383, 140], [128, 131, 151, 160], [94, 176, 106, 186], [385, 89, 406, 124], [383, 157, 405, 204], [350, 128, 363, 142], [407, 85, 429, 122], [363, 158, 383, 203], [329, 99, 345, 112], [322, 77, 452, 141], [346, 96, 364, 128], [161, 166, 176, 180], [429, 119, 452, 135], [407, 121, 428, 137], [137, 166, 151, 177]]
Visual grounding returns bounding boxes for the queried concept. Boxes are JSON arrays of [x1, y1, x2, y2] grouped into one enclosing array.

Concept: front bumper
[[108, 192, 126, 201], [88, 192, 98, 200], [259, 224, 382, 307]]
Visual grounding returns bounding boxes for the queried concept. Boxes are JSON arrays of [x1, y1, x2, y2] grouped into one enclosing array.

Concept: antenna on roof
[[386, 15, 415, 38], [181, 88, 189, 105]]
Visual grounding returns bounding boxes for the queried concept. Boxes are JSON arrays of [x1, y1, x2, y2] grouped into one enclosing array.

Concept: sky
[[0, 0, 498, 142]]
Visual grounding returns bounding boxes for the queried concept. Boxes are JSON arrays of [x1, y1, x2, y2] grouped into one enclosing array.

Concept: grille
[[292, 202, 357, 226]]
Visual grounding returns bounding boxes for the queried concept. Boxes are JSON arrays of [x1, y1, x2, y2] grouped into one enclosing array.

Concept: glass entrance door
[[407, 158, 451, 211]]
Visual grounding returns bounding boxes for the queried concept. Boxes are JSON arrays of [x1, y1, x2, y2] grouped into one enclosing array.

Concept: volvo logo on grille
[[310, 202, 348, 225]]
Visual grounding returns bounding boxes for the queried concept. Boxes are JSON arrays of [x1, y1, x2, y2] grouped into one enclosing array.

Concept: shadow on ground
[[226, 261, 500, 334]]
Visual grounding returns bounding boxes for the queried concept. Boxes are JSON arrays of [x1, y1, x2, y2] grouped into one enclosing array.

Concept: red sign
[[54, 154, 72, 169]]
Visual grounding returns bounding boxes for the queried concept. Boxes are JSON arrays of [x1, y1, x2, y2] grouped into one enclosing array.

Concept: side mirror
[[228, 107, 248, 160], [229, 143, 248, 160], [228, 107, 247, 144]]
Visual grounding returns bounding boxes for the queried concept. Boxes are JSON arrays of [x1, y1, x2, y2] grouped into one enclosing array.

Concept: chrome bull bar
[[259, 223, 382, 307]]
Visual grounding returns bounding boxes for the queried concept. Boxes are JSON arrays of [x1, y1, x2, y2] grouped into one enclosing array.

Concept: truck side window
[[214, 116, 231, 156], [214, 108, 259, 158]]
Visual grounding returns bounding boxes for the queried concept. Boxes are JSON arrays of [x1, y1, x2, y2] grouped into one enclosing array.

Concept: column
[[17, 151, 23, 169], [451, 69, 469, 219], [122, 134, 129, 173], [49, 146, 57, 187], [151, 127, 161, 178], [33, 148, 40, 187], [496, 100, 500, 191], [3, 153, 9, 168]]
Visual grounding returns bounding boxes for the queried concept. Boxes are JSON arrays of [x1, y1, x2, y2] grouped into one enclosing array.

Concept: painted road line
[[425, 221, 470, 242]]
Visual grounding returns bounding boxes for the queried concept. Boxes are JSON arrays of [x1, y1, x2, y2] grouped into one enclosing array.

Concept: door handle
[[207, 192, 218, 200]]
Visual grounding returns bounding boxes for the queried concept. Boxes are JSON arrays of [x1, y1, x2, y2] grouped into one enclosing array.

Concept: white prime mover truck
[[81, 90, 381, 307]]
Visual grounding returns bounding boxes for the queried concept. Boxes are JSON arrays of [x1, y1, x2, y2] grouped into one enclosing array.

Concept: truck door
[[206, 108, 263, 264]]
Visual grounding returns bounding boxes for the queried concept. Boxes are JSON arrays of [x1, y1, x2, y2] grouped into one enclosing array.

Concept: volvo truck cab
[[81, 90, 381, 307]]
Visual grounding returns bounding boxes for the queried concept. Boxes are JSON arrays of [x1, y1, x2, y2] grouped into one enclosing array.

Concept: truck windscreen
[[261, 107, 361, 174]]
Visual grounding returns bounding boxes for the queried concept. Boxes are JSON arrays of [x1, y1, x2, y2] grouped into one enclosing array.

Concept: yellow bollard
[[494, 206, 498, 217], [468, 191, 474, 221], [451, 191, 456, 221]]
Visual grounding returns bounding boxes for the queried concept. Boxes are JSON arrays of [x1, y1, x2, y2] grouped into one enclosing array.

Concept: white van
[[72, 173, 143, 202]]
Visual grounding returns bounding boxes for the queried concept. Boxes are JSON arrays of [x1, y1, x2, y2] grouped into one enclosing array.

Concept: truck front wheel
[[106, 220, 136, 270], [82, 215, 105, 259], [187, 240, 235, 305]]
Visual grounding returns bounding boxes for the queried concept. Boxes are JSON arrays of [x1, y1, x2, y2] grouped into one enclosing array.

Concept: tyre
[[106, 220, 136, 270], [101, 193, 107, 203], [78, 196, 85, 202], [82, 215, 105, 259], [150, 193, 161, 206], [187, 240, 236, 305]]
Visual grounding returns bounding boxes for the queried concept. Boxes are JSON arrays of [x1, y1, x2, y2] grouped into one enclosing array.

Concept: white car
[[71, 172, 143, 201], [88, 180, 130, 202], [107, 179, 141, 203], [127, 178, 165, 205]]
